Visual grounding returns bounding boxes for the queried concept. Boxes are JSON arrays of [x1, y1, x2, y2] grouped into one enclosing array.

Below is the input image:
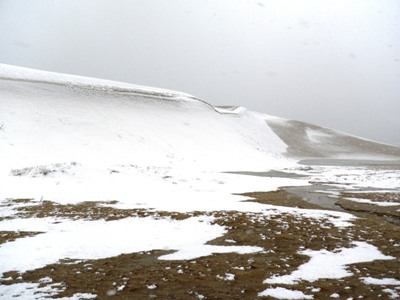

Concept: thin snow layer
[[361, 277, 400, 285], [0, 164, 308, 212], [306, 128, 331, 144], [0, 282, 95, 300], [295, 166, 400, 190], [0, 282, 61, 299], [264, 242, 393, 285], [0, 216, 261, 275], [258, 287, 313, 299]]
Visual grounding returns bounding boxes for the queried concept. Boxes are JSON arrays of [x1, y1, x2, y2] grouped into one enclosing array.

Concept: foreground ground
[[0, 164, 400, 299]]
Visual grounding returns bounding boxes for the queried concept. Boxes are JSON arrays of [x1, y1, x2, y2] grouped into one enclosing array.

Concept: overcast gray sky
[[1, 0, 399, 145]]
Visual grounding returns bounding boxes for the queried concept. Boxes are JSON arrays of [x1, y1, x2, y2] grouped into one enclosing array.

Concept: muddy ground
[[1, 189, 399, 299]]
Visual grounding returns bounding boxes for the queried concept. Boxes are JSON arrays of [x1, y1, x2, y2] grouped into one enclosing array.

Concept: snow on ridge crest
[[0, 63, 197, 101]]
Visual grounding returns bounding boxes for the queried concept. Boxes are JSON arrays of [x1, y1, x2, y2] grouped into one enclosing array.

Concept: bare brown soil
[[11, 199, 191, 221], [1, 194, 399, 299], [0, 231, 41, 244]]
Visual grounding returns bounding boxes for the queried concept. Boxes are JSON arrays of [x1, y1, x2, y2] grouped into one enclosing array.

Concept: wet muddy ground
[[1, 189, 399, 299]]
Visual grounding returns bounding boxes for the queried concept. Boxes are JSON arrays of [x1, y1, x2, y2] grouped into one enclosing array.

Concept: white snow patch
[[225, 239, 236, 243], [58, 293, 97, 300], [160, 244, 261, 261], [38, 276, 53, 284], [0, 282, 96, 300], [147, 284, 157, 290], [264, 242, 393, 285], [117, 285, 125, 291], [343, 197, 400, 207], [195, 292, 206, 299], [383, 288, 400, 299], [361, 277, 400, 285], [258, 287, 313, 299], [0, 216, 261, 275], [0, 166, 308, 213], [216, 273, 235, 281]]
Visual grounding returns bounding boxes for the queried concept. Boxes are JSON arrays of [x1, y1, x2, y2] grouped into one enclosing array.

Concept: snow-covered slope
[[0, 64, 307, 208], [2, 64, 399, 174], [0, 64, 291, 173]]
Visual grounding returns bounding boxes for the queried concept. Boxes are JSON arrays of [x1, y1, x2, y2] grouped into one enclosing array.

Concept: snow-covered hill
[[1, 63, 399, 173], [0, 64, 291, 172], [0, 63, 303, 208]]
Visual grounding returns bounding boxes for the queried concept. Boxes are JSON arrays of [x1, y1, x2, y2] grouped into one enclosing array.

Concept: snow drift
[[1, 63, 399, 176], [0, 64, 291, 173]]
